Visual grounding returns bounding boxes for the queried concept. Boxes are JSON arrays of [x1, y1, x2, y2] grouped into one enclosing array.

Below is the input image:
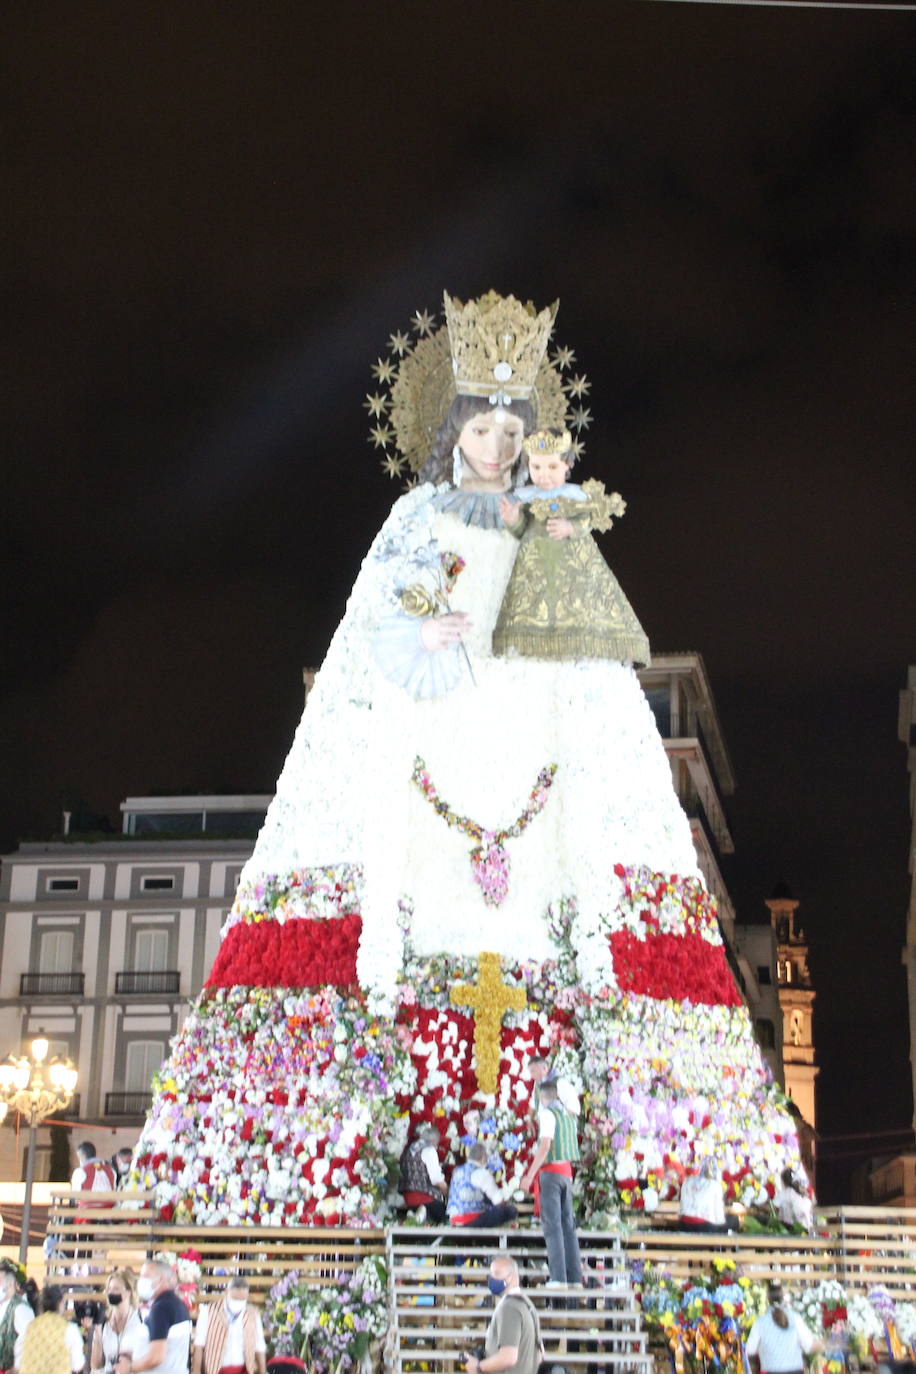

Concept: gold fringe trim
[[492, 629, 651, 665]]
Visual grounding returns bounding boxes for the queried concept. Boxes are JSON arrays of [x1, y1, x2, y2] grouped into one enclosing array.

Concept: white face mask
[[226, 1299, 246, 1316], [136, 1278, 155, 1302]]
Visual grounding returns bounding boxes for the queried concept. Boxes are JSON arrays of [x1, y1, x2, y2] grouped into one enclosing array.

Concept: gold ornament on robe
[[450, 952, 527, 1094]]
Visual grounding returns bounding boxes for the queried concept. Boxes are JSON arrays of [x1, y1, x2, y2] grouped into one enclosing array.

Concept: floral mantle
[[130, 857, 803, 1225]]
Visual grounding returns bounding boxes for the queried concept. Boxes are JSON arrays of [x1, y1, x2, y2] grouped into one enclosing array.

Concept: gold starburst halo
[[370, 290, 588, 481]]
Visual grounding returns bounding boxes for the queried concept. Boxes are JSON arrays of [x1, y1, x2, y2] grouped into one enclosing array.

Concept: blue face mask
[[487, 1277, 507, 1296]]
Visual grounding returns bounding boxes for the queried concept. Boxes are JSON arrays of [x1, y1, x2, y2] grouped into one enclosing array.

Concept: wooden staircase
[[384, 1225, 653, 1374]]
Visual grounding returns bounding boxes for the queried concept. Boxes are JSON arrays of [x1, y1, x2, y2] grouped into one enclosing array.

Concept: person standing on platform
[[520, 1081, 582, 1287], [192, 1280, 265, 1374], [397, 1125, 448, 1223], [527, 1058, 580, 1119], [447, 1144, 518, 1229], [114, 1261, 190, 1374], [71, 1145, 116, 1199]]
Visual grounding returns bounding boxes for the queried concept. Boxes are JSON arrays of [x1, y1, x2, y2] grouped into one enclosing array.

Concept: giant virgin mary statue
[[133, 292, 804, 1226]]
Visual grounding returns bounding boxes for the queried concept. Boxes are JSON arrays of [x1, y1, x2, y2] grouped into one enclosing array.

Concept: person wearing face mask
[[192, 1281, 265, 1374], [113, 1262, 190, 1374], [463, 1257, 542, 1374], [91, 1272, 143, 1374]]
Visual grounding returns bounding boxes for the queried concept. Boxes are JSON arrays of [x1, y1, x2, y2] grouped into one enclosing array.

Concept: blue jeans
[[539, 1171, 582, 1284]]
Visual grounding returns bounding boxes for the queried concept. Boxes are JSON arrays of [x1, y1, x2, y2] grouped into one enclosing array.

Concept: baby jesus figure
[[493, 428, 650, 665]]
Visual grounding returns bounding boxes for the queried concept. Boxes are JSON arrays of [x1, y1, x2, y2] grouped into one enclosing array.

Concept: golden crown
[[366, 291, 591, 481], [524, 429, 573, 457], [443, 290, 558, 403]]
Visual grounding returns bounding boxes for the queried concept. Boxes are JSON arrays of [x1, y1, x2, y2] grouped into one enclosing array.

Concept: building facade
[[0, 796, 268, 1181]]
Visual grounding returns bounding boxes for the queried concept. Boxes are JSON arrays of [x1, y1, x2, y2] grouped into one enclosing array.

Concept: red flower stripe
[[610, 929, 742, 1007], [206, 912, 361, 989]]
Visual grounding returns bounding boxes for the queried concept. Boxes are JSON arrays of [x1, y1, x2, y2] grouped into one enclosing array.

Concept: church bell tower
[[766, 884, 818, 1171]]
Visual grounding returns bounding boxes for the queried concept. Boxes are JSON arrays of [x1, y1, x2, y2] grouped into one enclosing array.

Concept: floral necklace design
[[411, 756, 558, 906]]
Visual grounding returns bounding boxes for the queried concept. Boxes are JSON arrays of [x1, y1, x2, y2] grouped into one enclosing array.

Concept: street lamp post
[[0, 1035, 78, 1264]]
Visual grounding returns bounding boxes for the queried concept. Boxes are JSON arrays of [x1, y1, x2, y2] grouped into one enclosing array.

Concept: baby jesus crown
[[525, 429, 573, 457], [444, 290, 558, 405]]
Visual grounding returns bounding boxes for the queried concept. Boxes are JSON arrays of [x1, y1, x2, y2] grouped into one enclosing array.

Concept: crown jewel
[[444, 290, 558, 405], [525, 429, 573, 456]]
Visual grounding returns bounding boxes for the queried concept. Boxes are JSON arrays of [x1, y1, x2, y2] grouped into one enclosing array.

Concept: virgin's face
[[457, 410, 525, 491]]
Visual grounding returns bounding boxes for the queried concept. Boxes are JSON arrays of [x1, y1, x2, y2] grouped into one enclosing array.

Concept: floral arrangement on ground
[[264, 1257, 388, 1374], [636, 1267, 916, 1371], [636, 1259, 767, 1371]]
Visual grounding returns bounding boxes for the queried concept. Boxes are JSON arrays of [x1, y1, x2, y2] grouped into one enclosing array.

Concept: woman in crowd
[[90, 1272, 142, 1374]]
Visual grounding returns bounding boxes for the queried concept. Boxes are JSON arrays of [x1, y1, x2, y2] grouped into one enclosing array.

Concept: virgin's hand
[[499, 496, 522, 527], [547, 516, 574, 540], [420, 613, 471, 651]]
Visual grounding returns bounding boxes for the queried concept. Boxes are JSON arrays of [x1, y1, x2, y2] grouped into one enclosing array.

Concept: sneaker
[[415, 1205, 427, 1223], [544, 1280, 567, 1289]]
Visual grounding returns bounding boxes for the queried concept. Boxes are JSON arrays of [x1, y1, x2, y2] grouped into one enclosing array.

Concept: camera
[[74, 1299, 104, 1325]]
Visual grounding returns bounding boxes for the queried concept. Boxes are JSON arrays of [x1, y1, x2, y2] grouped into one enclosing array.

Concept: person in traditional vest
[[70, 1144, 116, 1199], [19, 1286, 84, 1374], [526, 1057, 580, 1120], [446, 1143, 519, 1229], [520, 1080, 583, 1286], [397, 1125, 448, 1223], [0, 1259, 38, 1374], [192, 1281, 265, 1374]]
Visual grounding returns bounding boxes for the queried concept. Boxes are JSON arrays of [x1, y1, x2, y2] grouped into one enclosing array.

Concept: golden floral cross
[[450, 952, 527, 1094]]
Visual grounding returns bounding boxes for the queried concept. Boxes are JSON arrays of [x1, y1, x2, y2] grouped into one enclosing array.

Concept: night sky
[[4, 2, 915, 1200]]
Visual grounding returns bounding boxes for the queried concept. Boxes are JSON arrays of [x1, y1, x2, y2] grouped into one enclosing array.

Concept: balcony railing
[[20, 972, 85, 996], [115, 971, 180, 996], [105, 1092, 151, 1117]]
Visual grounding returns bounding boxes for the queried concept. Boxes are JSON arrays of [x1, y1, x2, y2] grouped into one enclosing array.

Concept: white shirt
[[469, 1166, 505, 1205], [746, 1309, 815, 1371], [773, 1186, 813, 1229], [98, 1309, 145, 1372], [536, 1106, 557, 1141], [3, 1296, 34, 1370], [679, 1174, 725, 1226], [64, 1320, 86, 1372], [419, 1144, 444, 1188], [194, 1303, 265, 1366], [554, 1079, 580, 1117]]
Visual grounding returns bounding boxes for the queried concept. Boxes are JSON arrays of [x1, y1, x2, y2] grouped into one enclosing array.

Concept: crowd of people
[[0, 1257, 266, 1374]]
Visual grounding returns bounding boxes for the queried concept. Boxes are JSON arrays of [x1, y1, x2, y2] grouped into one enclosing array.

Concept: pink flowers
[[470, 836, 511, 907], [411, 756, 557, 906]]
